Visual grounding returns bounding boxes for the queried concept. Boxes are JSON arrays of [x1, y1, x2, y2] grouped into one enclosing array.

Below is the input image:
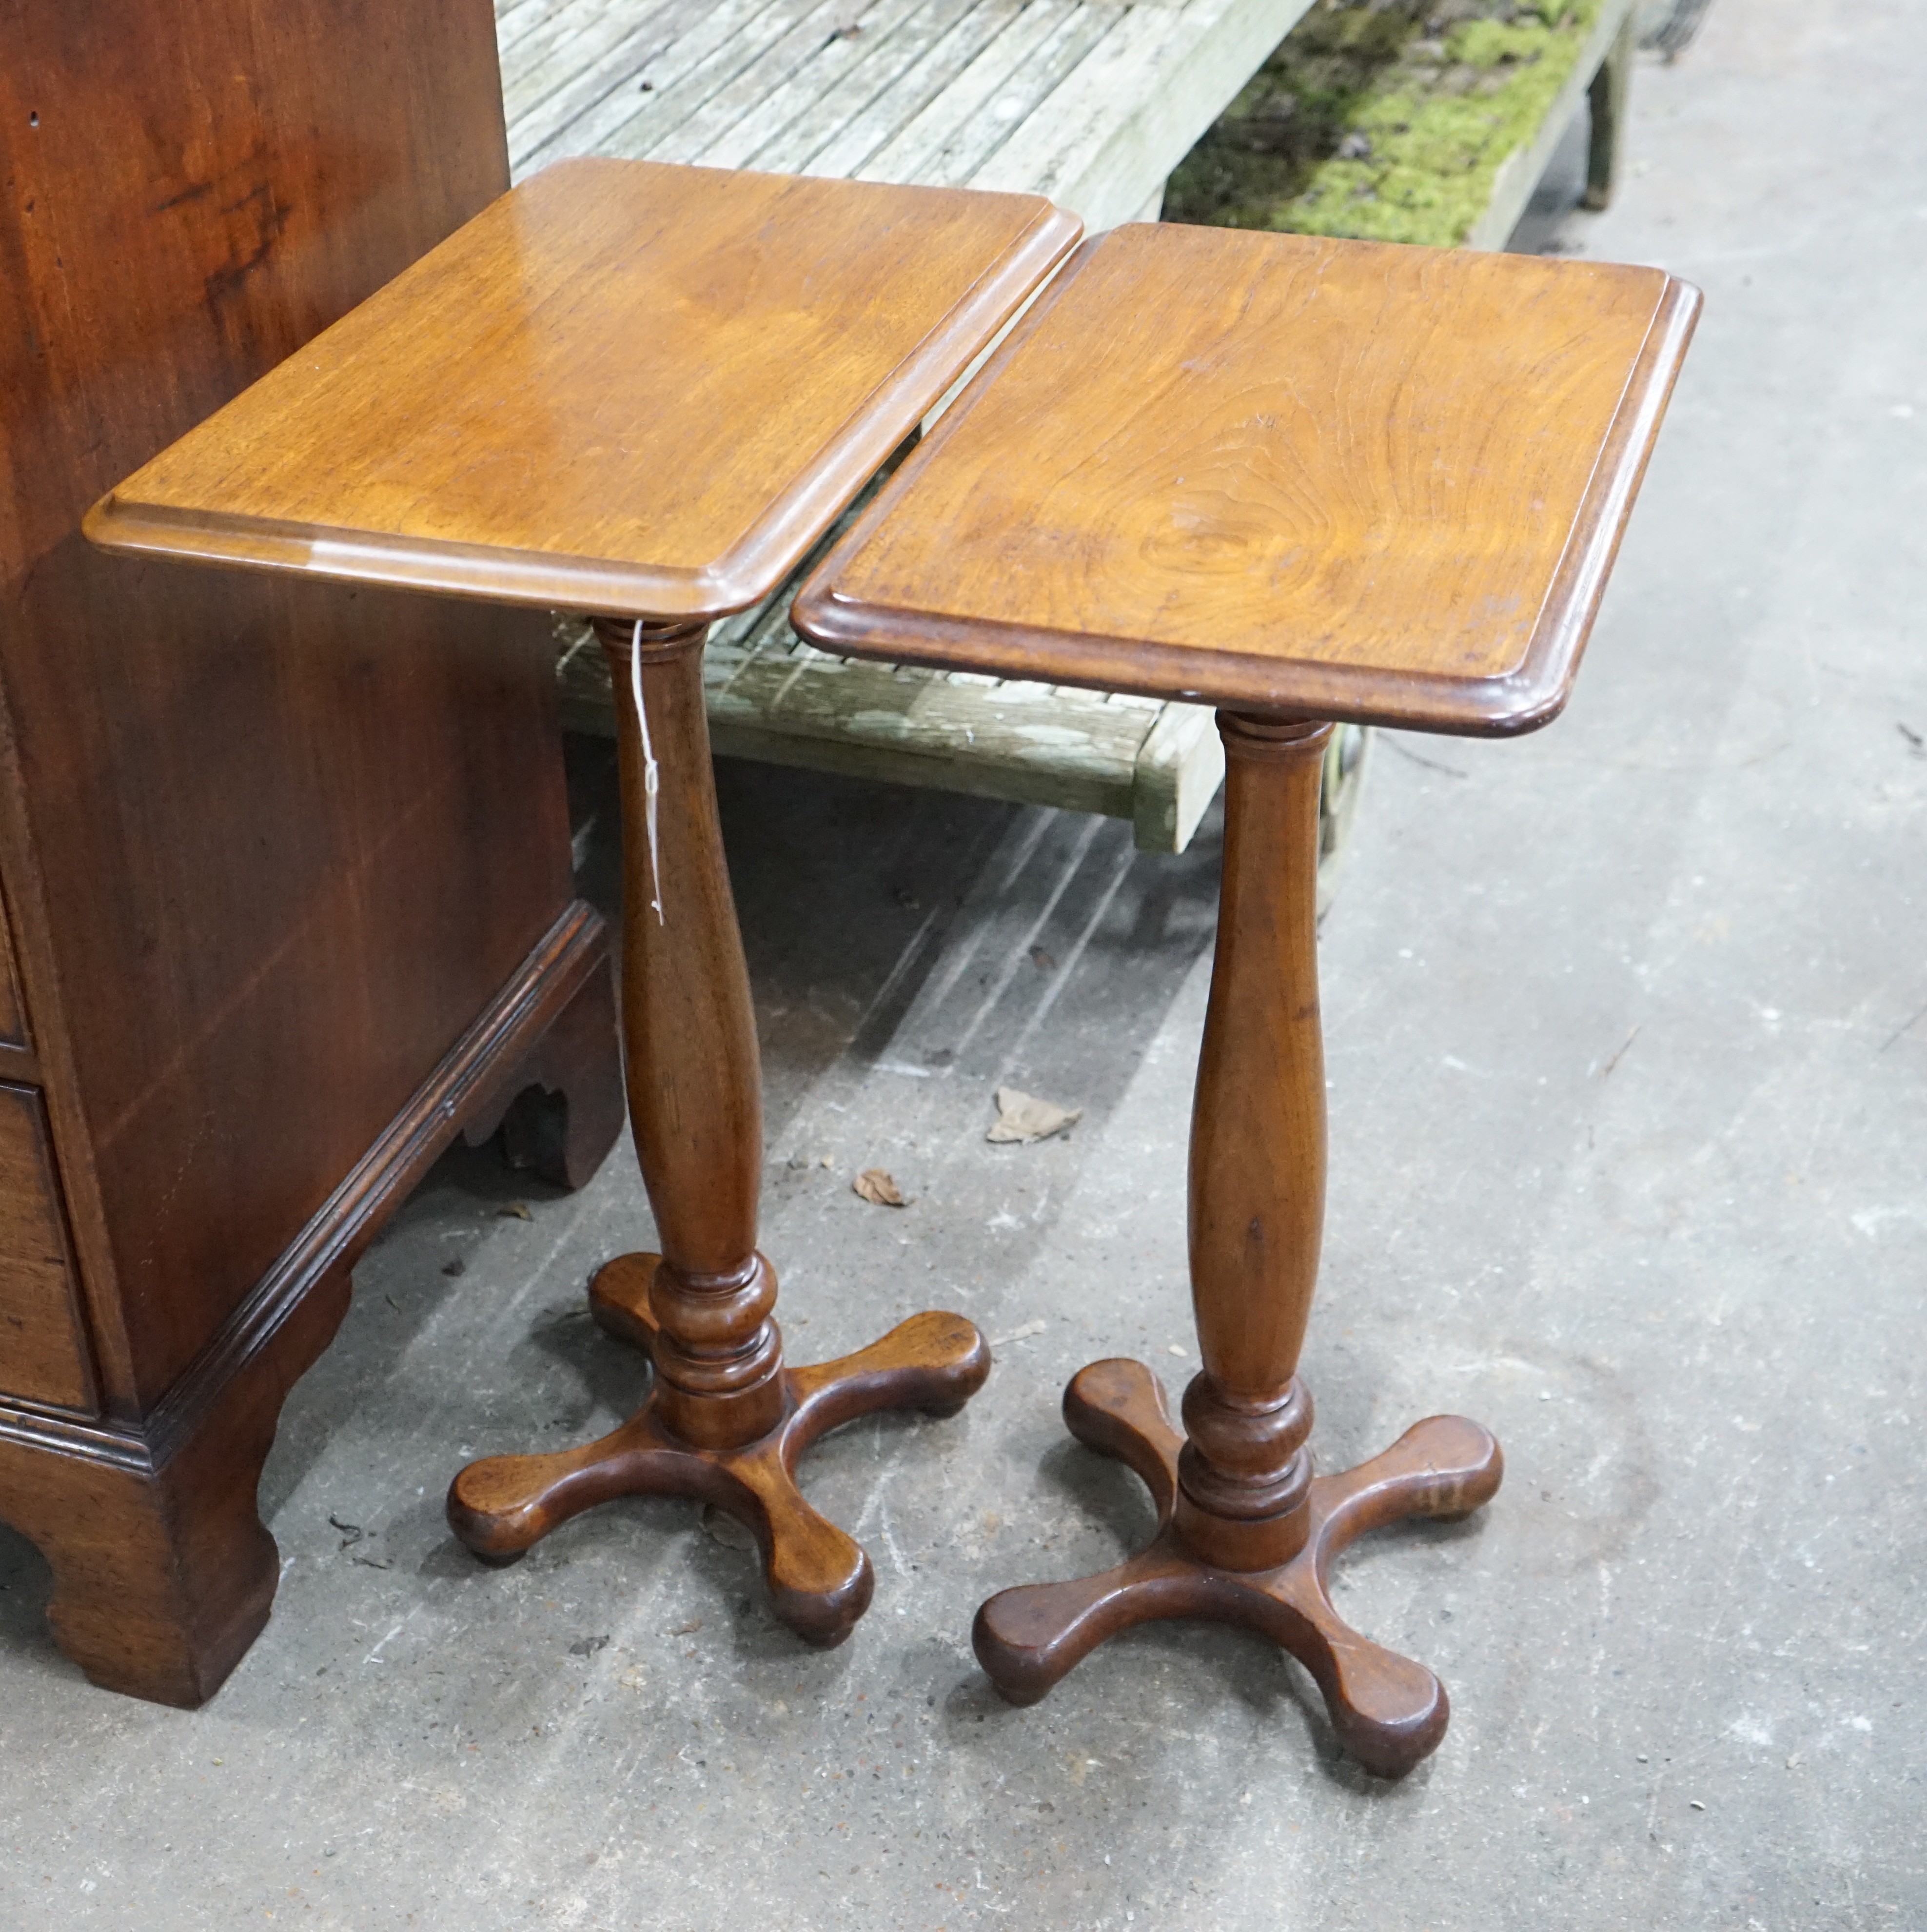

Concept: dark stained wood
[[468, 956, 626, 1195], [0, 901, 616, 1705], [972, 1359, 1502, 1777], [967, 715, 1504, 1773], [0, 0, 623, 1704], [1172, 717, 1328, 1576], [792, 222, 1700, 733], [87, 160, 1082, 622], [446, 623, 990, 1644], [87, 161, 1076, 1647], [0, 1242, 352, 1708], [0, 1083, 95, 1414], [452, 1252, 988, 1646], [797, 219, 1698, 1771], [0, 906, 26, 1046], [596, 622, 781, 1452]]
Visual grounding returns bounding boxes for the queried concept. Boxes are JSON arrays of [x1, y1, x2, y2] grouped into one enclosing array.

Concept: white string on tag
[[631, 619, 665, 927]]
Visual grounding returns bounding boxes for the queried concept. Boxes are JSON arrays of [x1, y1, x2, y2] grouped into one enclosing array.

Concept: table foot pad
[[972, 1359, 1502, 1776], [447, 1253, 990, 1649]]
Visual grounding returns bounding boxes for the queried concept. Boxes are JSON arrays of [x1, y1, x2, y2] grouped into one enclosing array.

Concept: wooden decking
[[497, 1, 1318, 226], [498, 1, 1325, 850], [496, 3, 1629, 852]]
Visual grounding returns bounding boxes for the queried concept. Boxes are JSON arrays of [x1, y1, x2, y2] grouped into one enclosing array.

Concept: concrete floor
[[5, 2, 1926, 1924]]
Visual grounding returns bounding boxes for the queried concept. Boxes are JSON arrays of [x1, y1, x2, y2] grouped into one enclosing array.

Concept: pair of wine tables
[[87, 159, 1696, 1777]]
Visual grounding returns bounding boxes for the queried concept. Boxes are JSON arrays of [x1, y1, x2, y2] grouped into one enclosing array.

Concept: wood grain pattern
[[2, 0, 623, 1704], [448, 618, 992, 1643], [1172, 717, 1328, 1573], [5, 0, 569, 1417], [0, 1083, 94, 1413], [964, 710, 1508, 1774], [972, 1359, 1502, 1777], [0, 907, 25, 1048], [86, 151, 1069, 1656], [88, 159, 1081, 620], [793, 222, 1701, 731], [843, 231, 1700, 1757], [451, 1252, 989, 1646]]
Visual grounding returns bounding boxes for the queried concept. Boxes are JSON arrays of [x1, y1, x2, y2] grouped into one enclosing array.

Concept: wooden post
[[1585, 12, 1637, 211]]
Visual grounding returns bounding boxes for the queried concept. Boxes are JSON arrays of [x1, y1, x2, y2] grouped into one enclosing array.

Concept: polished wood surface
[[453, 1253, 987, 1646], [89, 154, 1079, 1646], [793, 222, 1701, 731], [0, 1082, 93, 1413], [967, 715, 1504, 1772], [961, 709, 1508, 1774], [974, 1360, 1501, 1776], [447, 622, 990, 1645], [2, 0, 622, 1705], [798, 220, 1696, 1771], [1172, 717, 1329, 1575], [87, 159, 1081, 620]]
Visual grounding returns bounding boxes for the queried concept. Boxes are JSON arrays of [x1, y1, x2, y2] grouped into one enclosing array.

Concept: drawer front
[[0, 1081, 95, 1412], [0, 902, 24, 1046]]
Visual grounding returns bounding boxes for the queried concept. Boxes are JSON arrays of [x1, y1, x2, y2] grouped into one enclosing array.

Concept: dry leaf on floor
[[990, 1320, 1048, 1346], [987, 1086, 1083, 1144], [854, 1168, 907, 1207], [497, 1202, 533, 1222]]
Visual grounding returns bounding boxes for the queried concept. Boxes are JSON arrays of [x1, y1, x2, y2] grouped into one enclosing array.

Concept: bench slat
[[494, 0, 1360, 851], [699, 0, 955, 175], [789, 0, 1025, 181], [871, 4, 1124, 191], [973, 0, 1314, 228], [556, 611, 1224, 846], [648, 0, 896, 167], [497, 0, 599, 60], [503, 0, 702, 136], [597, 0, 831, 162], [514, 0, 787, 173]]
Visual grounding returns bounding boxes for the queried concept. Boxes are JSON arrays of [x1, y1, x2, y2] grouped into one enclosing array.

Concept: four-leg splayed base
[[973, 1360, 1500, 1776], [967, 715, 1503, 1775], [447, 619, 989, 1648]]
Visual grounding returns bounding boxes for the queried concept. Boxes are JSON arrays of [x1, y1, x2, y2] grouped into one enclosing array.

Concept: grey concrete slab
[[4, 1, 1926, 1924]]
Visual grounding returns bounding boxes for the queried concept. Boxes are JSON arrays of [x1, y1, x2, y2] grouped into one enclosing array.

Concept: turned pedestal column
[[794, 217, 1699, 1768], [83, 156, 1082, 1649], [969, 713, 1501, 1773], [444, 619, 988, 1644]]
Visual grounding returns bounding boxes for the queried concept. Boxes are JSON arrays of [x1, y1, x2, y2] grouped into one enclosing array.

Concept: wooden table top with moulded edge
[[793, 216, 1700, 1775], [793, 221, 1701, 736], [83, 155, 1086, 1659], [84, 158, 1081, 622]]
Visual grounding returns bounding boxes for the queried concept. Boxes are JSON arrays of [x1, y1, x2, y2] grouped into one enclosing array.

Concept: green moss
[[1163, 0, 1603, 250]]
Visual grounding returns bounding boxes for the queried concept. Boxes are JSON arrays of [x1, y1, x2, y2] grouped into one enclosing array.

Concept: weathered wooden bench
[[502, 0, 1633, 851]]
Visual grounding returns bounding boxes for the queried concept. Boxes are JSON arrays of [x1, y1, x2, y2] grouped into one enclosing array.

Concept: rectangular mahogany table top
[[86, 159, 1081, 621], [794, 224, 1700, 734]]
